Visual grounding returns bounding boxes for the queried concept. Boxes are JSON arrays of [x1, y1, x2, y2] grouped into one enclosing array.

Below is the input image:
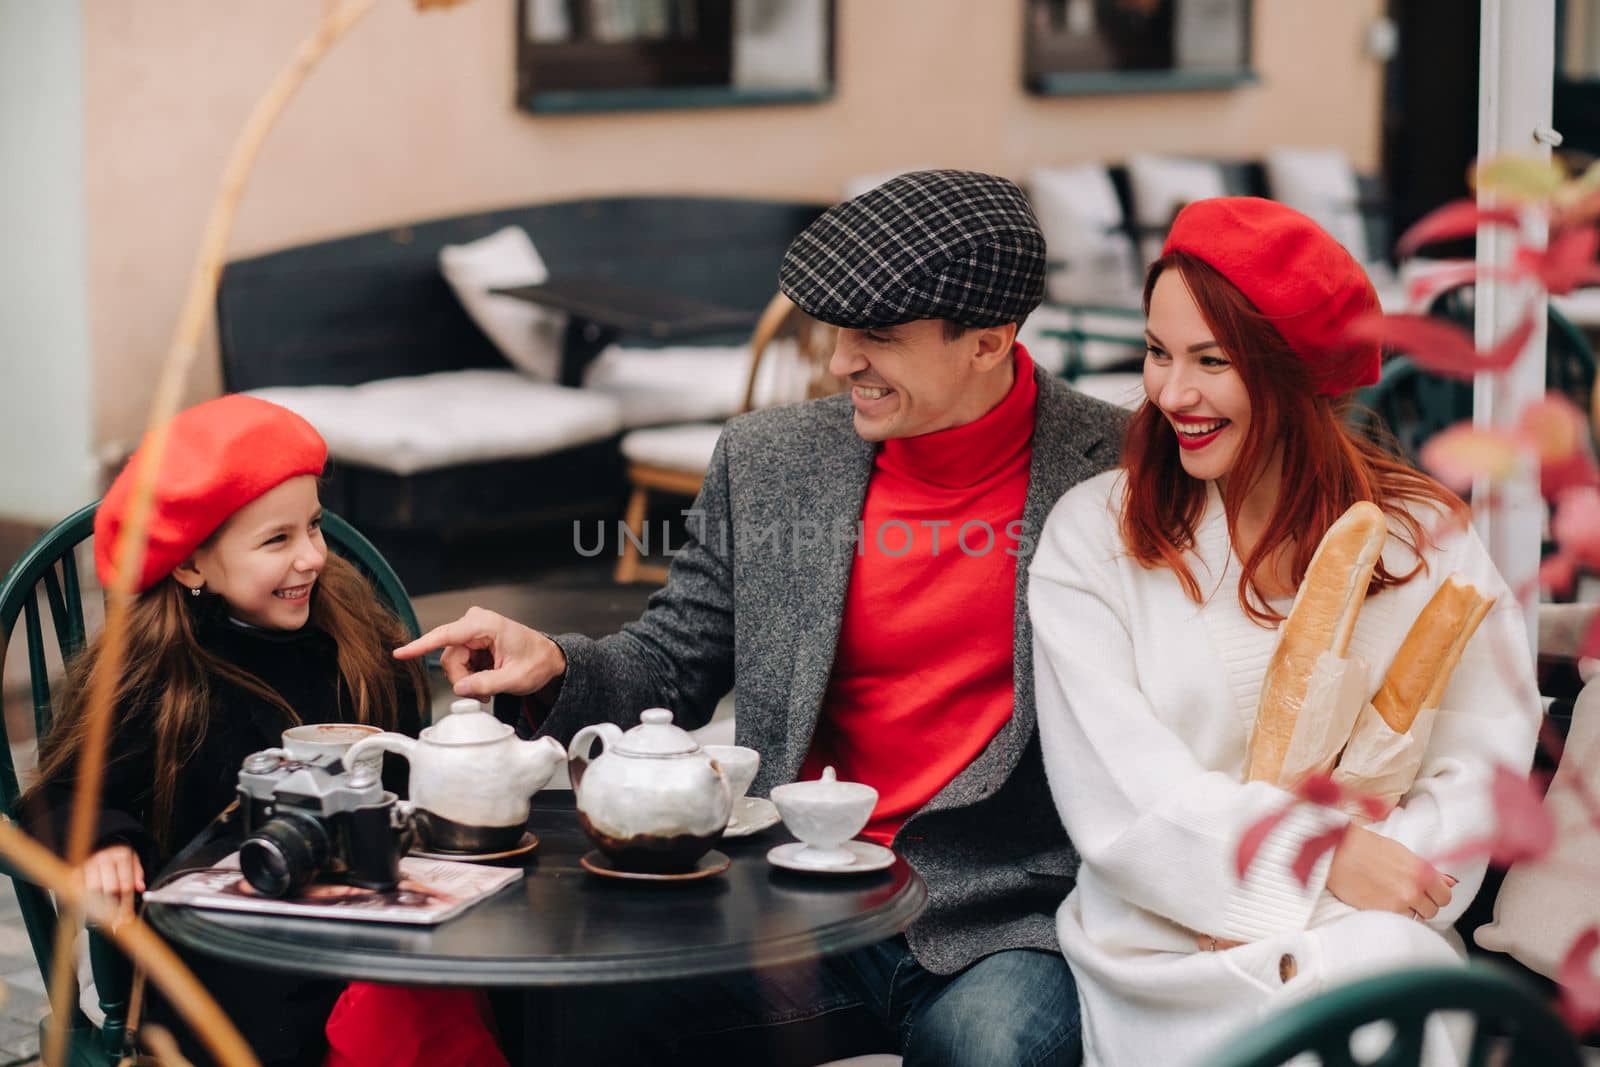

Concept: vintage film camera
[[236, 749, 410, 898]]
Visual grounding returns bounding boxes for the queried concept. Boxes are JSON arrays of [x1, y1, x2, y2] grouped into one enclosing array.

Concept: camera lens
[[240, 810, 331, 898]]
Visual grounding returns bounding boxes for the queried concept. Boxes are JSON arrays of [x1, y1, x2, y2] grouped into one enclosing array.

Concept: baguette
[[1246, 501, 1388, 784], [1371, 574, 1495, 732]]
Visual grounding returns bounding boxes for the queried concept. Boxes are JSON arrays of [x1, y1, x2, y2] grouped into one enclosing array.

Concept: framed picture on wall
[[1024, 0, 1255, 96], [517, 0, 836, 114]]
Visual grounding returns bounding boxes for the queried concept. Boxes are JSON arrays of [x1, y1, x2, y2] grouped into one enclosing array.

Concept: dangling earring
[[190, 585, 202, 598]]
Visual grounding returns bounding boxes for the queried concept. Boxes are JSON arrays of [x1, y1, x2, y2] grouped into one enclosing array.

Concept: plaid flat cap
[[780, 169, 1047, 329]]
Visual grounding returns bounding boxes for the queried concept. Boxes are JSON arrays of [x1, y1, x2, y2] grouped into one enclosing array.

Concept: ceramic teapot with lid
[[346, 698, 565, 853], [569, 709, 731, 872]]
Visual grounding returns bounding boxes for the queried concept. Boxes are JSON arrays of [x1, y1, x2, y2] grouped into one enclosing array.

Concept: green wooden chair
[[1037, 300, 1148, 381], [1194, 964, 1584, 1067], [0, 502, 418, 1065], [1350, 284, 1597, 465]]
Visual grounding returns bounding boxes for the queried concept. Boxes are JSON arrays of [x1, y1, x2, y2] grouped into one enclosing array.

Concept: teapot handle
[[345, 732, 417, 770], [567, 722, 623, 791]]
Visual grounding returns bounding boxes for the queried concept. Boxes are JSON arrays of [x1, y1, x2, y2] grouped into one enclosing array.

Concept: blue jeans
[[539, 937, 1082, 1066]]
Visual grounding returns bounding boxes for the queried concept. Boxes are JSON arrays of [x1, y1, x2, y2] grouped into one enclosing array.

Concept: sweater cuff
[[536, 632, 599, 744], [1219, 803, 1349, 941]]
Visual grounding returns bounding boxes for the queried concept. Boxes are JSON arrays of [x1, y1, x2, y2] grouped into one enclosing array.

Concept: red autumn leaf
[[1486, 762, 1557, 866], [1235, 803, 1295, 881], [1556, 188, 1600, 229], [1291, 826, 1350, 887], [1552, 486, 1600, 571], [1544, 446, 1600, 498], [1519, 395, 1600, 496], [1354, 793, 1392, 822], [1396, 199, 1522, 259], [1404, 262, 1479, 310], [1558, 927, 1600, 1036], [1515, 226, 1600, 294], [1541, 551, 1579, 598], [1583, 607, 1600, 660], [1344, 310, 1537, 378], [1419, 423, 1525, 490], [1469, 309, 1539, 375], [1295, 772, 1343, 808]]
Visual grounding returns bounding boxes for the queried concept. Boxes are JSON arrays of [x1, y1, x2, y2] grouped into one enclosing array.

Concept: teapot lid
[[426, 698, 514, 744], [614, 708, 700, 756]]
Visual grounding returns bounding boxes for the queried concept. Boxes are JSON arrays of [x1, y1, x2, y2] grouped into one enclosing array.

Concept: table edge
[[146, 867, 928, 988]]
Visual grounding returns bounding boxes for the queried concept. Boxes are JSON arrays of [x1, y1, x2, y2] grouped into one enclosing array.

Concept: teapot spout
[[514, 735, 568, 795]]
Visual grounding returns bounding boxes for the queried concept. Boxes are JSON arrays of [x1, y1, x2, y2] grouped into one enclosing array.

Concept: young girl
[[22, 395, 491, 1066], [1028, 198, 1540, 1066]]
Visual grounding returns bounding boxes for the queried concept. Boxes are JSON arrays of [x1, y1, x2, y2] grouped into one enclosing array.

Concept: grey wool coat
[[541, 363, 1129, 975]]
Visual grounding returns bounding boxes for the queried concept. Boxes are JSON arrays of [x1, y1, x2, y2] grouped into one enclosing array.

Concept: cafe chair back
[[614, 290, 843, 584], [0, 502, 418, 1064], [1193, 963, 1583, 1067], [1350, 283, 1595, 466]]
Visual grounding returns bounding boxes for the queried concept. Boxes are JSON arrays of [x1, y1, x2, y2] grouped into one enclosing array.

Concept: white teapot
[[569, 709, 731, 872], [347, 698, 565, 853]]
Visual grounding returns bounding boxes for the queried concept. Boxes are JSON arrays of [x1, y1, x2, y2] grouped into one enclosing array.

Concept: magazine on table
[[146, 852, 521, 925]]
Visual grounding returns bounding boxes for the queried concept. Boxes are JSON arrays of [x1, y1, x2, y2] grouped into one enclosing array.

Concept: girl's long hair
[[27, 552, 427, 850], [1121, 252, 1469, 626]]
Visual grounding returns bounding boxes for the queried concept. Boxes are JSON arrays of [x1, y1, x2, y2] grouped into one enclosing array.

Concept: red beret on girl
[[95, 395, 327, 593], [1162, 197, 1382, 396]]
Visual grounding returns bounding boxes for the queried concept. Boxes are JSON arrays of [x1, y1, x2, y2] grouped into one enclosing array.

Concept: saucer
[[722, 797, 780, 838], [767, 840, 895, 874], [410, 832, 539, 863], [580, 849, 731, 882]]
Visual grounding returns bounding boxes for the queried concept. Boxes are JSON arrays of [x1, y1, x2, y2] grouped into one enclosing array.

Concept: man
[[399, 170, 1128, 1064]]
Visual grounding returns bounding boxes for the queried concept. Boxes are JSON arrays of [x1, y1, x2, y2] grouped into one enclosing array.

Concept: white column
[[0, 0, 96, 522], [1476, 0, 1554, 657]]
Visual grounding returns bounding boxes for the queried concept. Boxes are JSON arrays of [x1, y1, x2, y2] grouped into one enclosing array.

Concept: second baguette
[[1372, 574, 1495, 732]]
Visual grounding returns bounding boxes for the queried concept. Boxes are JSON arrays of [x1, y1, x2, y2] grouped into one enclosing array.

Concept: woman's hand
[[82, 845, 144, 920], [1326, 825, 1456, 920]]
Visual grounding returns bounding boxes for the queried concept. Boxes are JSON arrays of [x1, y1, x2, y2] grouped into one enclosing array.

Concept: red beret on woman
[[1162, 196, 1382, 396]]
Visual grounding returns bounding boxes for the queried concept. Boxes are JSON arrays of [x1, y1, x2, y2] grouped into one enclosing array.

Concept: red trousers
[[324, 983, 507, 1067]]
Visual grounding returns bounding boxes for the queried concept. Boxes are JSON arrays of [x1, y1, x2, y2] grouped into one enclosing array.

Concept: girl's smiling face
[[177, 475, 326, 630]]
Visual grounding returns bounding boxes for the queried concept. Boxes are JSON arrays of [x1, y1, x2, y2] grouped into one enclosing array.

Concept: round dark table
[[147, 791, 927, 988]]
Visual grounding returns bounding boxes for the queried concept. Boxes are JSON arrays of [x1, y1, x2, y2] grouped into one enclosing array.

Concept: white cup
[[770, 766, 877, 868], [703, 745, 760, 802], [282, 722, 384, 775]]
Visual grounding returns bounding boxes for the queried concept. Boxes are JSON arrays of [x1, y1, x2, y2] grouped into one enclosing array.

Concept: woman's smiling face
[[1142, 269, 1252, 484]]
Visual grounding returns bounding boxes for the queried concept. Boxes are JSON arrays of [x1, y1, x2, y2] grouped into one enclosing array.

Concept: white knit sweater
[[1029, 470, 1539, 1067]]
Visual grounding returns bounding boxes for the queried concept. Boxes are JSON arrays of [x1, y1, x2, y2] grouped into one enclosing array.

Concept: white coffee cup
[[282, 722, 384, 775], [703, 744, 760, 802]]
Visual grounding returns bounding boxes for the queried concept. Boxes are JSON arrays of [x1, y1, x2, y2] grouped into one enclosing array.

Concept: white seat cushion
[[249, 370, 622, 475], [619, 422, 725, 473], [1125, 155, 1229, 264], [1264, 147, 1374, 265], [583, 344, 751, 428], [439, 226, 565, 382], [1029, 163, 1142, 305]]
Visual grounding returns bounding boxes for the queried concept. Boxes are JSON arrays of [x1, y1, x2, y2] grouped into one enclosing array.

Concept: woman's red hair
[[1121, 252, 1469, 625]]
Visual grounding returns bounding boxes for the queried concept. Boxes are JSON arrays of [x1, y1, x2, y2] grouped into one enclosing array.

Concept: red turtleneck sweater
[[800, 347, 1038, 844]]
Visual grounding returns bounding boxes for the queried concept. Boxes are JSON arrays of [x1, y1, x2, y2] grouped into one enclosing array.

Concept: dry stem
[[37, 3, 378, 1064]]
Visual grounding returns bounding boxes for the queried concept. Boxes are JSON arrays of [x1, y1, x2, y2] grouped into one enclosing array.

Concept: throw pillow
[[439, 225, 564, 382], [1474, 678, 1600, 978]]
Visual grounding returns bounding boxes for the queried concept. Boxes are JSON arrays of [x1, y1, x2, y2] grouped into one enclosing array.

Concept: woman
[[1028, 197, 1539, 1066]]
